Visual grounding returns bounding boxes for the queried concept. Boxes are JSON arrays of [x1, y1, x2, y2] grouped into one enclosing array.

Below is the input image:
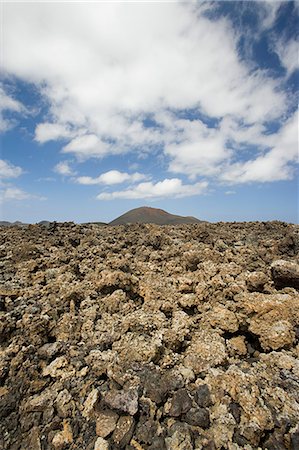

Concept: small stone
[[148, 436, 166, 450], [183, 406, 210, 428], [103, 388, 138, 415], [82, 389, 99, 419], [141, 369, 168, 405], [23, 389, 54, 412], [94, 436, 109, 450], [206, 306, 239, 333], [135, 418, 158, 445], [165, 422, 193, 450], [246, 271, 268, 292], [42, 356, 68, 378], [227, 336, 247, 356], [96, 410, 118, 438], [52, 420, 73, 449], [26, 426, 41, 450], [112, 415, 135, 447], [38, 342, 61, 359], [229, 402, 241, 423], [271, 260, 299, 289], [194, 384, 212, 407], [184, 331, 227, 374], [168, 389, 192, 417], [55, 389, 72, 418]]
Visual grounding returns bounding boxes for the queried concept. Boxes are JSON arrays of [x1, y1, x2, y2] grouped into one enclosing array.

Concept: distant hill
[[109, 206, 203, 225], [0, 221, 28, 227]]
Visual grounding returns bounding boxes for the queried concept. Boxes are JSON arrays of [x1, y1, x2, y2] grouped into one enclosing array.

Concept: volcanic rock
[[0, 220, 299, 449], [271, 259, 299, 289]]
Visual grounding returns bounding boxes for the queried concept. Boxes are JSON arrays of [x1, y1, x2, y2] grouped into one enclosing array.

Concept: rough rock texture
[[0, 221, 299, 449]]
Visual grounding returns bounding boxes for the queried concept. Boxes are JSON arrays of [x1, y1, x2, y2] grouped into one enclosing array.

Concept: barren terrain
[[0, 221, 299, 449]]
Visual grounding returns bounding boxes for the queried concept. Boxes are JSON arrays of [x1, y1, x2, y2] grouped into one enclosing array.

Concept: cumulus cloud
[[2, 4, 288, 133], [0, 186, 46, 203], [2, 2, 298, 187], [62, 134, 109, 160], [0, 86, 25, 133], [0, 186, 46, 202], [220, 111, 298, 183], [0, 187, 31, 201], [35, 123, 75, 143], [97, 178, 208, 200], [54, 161, 76, 176], [76, 170, 147, 185], [0, 160, 23, 179]]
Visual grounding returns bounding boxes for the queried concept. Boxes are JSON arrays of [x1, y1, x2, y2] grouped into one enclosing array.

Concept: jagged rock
[[135, 418, 158, 445], [94, 437, 109, 450], [103, 388, 139, 415], [205, 306, 239, 332], [52, 420, 73, 449], [227, 336, 247, 356], [96, 410, 119, 438], [82, 389, 99, 419], [1, 221, 299, 450], [250, 318, 295, 351], [184, 331, 227, 374], [140, 369, 170, 405], [194, 384, 212, 407], [38, 342, 62, 359], [165, 422, 193, 450], [55, 389, 72, 418], [112, 415, 135, 447], [42, 356, 69, 378], [183, 406, 210, 428], [271, 259, 299, 289], [246, 271, 268, 292], [167, 389, 192, 417]]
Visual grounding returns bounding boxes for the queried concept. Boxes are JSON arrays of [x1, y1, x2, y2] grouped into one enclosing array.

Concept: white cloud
[[161, 114, 230, 178], [3, 4, 288, 145], [97, 178, 208, 200], [0, 187, 31, 201], [220, 111, 299, 183], [0, 86, 25, 133], [275, 38, 299, 75], [54, 161, 75, 176], [1, 2, 297, 187], [0, 159, 23, 179], [76, 170, 147, 185], [62, 134, 109, 160], [35, 122, 75, 143]]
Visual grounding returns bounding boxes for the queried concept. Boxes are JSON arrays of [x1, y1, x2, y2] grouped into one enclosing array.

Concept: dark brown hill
[[109, 206, 203, 225]]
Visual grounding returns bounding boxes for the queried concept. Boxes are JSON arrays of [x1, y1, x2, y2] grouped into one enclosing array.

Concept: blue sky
[[0, 1, 298, 223]]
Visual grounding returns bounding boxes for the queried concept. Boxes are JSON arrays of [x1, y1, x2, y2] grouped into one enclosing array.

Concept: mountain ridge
[[0, 207, 204, 226]]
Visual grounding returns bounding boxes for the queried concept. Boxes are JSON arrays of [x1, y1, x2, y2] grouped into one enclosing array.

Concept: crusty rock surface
[[0, 221, 299, 449]]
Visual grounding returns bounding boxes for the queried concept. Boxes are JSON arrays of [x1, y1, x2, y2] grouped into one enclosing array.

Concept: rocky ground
[[0, 221, 299, 450]]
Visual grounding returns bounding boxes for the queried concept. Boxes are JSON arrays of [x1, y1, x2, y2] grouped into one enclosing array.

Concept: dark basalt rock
[[168, 389, 192, 417], [183, 406, 210, 428], [194, 384, 212, 407]]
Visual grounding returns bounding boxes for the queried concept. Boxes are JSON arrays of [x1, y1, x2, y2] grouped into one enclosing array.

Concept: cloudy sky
[[1, 1, 298, 223]]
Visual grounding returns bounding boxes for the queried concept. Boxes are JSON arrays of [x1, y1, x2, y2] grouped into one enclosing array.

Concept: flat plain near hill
[[0, 221, 299, 450]]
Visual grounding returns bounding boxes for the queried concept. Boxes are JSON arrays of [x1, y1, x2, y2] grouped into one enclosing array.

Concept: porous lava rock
[[0, 220, 299, 449]]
